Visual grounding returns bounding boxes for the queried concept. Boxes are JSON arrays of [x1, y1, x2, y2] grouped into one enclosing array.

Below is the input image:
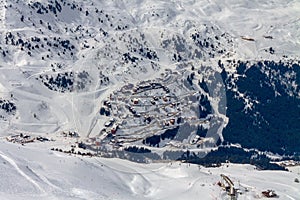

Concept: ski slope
[[0, 0, 300, 199], [0, 141, 299, 200]]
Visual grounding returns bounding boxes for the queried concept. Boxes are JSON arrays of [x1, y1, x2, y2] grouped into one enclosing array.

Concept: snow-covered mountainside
[[0, 141, 300, 200], [0, 0, 300, 199], [0, 142, 300, 200]]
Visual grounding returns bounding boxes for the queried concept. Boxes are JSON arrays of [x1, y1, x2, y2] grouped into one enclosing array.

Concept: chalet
[[169, 118, 175, 125], [153, 96, 159, 101], [162, 96, 168, 102], [104, 121, 112, 127], [133, 98, 139, 104], [128, 106, 137, 114], [110, 139, 116, 143], [164, 120, 170, 126], [134, 113, 141, 117], [111, 128, 117, 134], [103, 100, 108, 106], [144, 116, 152, 123], [262, 190, 278, 198], [191, 135, 200, 144], [111, 124, 119, 134], [163, 87, 170, 93]]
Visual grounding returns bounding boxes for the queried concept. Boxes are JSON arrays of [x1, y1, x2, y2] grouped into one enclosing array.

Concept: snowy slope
[[0, 0, 299, 135], [0, 140, 299, 200], [0, 0, 299, 158], [0, 0, 300, 199]]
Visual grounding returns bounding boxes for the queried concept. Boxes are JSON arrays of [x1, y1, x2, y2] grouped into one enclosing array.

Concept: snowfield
[[0, 141, 299, 200], [0, 0, 300, 199]]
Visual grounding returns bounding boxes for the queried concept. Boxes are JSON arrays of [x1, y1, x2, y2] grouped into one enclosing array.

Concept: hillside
[[0, 0, 300, 199]]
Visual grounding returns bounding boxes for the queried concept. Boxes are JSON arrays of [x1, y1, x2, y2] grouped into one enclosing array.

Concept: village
[[93, 69, 216, 155], [6, 133, 50, 145], [2, 71, 294, 199], [3, 68, 214, 158]]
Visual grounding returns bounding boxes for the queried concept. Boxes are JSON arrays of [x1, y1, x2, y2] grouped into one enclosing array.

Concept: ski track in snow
[[0, 151, 45, 194]]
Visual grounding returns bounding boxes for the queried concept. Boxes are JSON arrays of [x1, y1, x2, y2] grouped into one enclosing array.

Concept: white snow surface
[[0, 141, 299, 200], [0, 0, 299, 137], [0, 0, 300, 199]]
